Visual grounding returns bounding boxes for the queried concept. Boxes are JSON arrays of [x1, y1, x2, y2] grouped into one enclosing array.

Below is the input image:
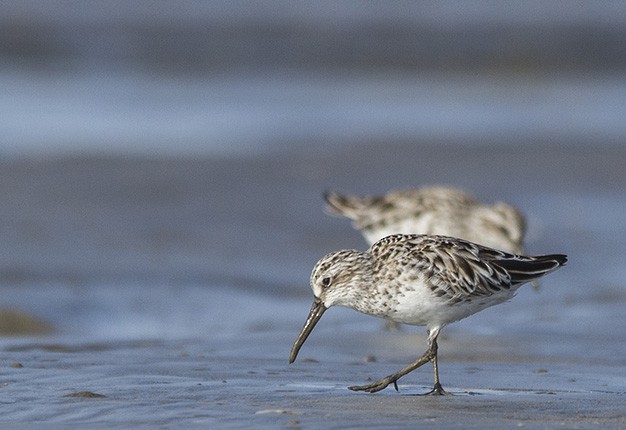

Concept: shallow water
[[3, 69, 626, 157]]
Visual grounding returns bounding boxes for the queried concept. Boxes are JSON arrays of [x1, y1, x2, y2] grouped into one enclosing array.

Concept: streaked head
[[289, 250, 371, 363], [493, 203, 526, 243], [473, 203, 527, 253]]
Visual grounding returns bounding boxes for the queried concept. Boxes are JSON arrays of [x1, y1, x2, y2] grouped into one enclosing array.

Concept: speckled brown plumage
[[290, 234, 567, 395], [325, 186, 527, 254]]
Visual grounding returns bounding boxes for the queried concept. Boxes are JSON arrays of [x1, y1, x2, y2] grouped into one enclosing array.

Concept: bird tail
[[323, 191, 369, 219], [495, 254, 567, 284]]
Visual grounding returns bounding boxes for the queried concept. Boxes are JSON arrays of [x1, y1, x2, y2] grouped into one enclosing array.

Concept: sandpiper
[[289, 234, 567, 395], [325, 186, 527, 254]]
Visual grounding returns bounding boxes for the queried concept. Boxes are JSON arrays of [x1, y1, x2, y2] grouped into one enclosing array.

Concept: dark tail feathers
[[496, 254, 567, 284]]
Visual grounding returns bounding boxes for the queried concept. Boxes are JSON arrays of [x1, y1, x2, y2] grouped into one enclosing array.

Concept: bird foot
[[419, 383, 452, 396], [348, 376, 399, 393]]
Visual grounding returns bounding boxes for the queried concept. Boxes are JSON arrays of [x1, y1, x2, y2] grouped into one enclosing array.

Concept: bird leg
[[419, 336, 450, 396], [349, 328, 444, 394]]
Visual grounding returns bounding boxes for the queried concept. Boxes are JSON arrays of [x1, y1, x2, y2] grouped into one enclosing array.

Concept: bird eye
[[321, 277, 331, 288]]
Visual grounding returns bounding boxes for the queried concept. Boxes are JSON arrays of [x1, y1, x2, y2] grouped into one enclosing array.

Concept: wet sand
[[1, 318, 624, 427], [0, 142, 625, 426]]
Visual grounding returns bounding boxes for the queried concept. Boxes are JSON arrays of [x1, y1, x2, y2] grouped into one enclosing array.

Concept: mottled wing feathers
[[324, 188, 464, 238], [371, 234, 566, 302], [323, 188, 528, 258], [419, 237, 513, 299], [324, 188, 475, 221]]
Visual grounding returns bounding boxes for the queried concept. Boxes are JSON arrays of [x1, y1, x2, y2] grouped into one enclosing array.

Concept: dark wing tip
[[322, 189, 336, 204], [546, 254, 568, 267], [493, 253, 567, 285], [323, 190, 356, 216], [322, 190, 341, 214]]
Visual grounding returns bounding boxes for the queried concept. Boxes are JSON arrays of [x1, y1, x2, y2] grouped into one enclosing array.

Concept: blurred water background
[[0, 2, 625, 425]]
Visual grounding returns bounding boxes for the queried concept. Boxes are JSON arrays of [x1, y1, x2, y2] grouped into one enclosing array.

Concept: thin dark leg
[[349, 327, 442, 394], [420, 336, 450, 396]]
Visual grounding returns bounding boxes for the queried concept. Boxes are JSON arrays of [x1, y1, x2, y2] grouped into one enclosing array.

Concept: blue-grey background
[[0, 2, 624, 426]]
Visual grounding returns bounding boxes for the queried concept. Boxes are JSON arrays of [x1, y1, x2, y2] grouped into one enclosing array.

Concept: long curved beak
[[288, 298, 327, 364]]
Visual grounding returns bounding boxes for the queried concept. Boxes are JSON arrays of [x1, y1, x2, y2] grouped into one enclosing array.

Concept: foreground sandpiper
[[289, 234, 567, 395], [325, 186, 527, 254]]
